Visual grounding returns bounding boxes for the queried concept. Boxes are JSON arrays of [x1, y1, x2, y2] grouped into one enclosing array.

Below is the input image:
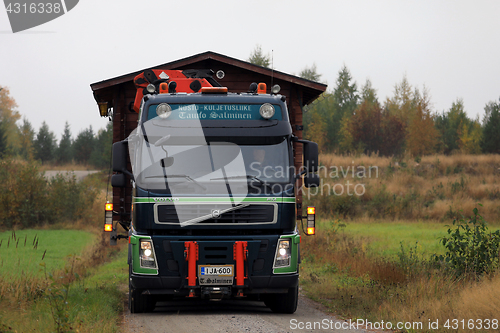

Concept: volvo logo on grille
[[211, 209, 221, 219]]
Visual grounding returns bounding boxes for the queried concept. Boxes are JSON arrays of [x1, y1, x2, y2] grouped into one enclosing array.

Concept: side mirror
[[111, 173, 126, 188], [112, 140, 135, 181], [112, 141, 128, 173], [304, 173, 319, 188], [303, 141, 318, 173]]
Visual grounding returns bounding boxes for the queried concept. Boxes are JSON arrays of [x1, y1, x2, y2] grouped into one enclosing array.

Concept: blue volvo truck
[[105, 69, 319, 313]]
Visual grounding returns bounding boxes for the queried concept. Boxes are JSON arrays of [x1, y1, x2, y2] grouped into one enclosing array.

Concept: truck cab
[[106, 68, 320, 313]]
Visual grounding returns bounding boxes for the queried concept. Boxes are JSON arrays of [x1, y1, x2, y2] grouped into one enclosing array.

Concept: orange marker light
[[105, 203, 113, 211], [307, 227, 315, 235], [307, 207, 316, 215], [257, 83, 267, 94], [159, 82, 169, 94], [104, 224, 113, 232]]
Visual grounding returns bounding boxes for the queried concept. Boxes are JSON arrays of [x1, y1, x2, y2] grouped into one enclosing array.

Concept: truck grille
[[155, 203, 277, 225]]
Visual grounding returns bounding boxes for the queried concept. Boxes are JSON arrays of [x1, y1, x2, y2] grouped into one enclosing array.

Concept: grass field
[[343, 219, 500, 259], [0, 161, 127, 332], [305, 153, 500, 223], [0, 229, 128, 333], [340, 220, 448, 258], [300, 213, 500, 332], [0, 229, 94, 279]]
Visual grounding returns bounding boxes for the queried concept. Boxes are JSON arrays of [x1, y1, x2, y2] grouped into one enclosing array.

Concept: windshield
[[132, 139, 290, 191]]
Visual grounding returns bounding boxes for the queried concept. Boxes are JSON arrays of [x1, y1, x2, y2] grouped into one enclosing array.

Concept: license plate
[[198, 265, 233, 285]]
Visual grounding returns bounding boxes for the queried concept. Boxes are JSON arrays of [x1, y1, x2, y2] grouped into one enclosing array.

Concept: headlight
[[274, 239, 291, 267], [259, 103, 275, 119], [156, 103, 172, 119], [140, 239, 157, 269]]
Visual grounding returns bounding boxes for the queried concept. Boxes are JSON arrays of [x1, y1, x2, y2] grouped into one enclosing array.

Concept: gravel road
[[42, 169, 371, 332], [122, 293, 370, 333], [43, 170, 100, 181]]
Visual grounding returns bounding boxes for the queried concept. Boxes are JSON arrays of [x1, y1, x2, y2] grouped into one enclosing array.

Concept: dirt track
[[122, 293, 369, 333]]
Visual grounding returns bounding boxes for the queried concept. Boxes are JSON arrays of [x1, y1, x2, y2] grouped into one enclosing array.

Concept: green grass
[[0, 230, 95, 279], [52, 245, 128, 332], [320, 218, 500, 260], [0, 239, 128, 333], [339, 220, 448, 259]]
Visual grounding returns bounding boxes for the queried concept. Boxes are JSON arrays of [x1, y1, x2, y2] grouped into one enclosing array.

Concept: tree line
[[0, 86, 112, 168], [248, 45, 500, 156], [302, 67, 500, 156]]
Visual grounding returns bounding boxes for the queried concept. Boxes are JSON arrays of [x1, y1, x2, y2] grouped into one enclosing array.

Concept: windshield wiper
[[210, 175, 272, 190], [146, 174, 207, 191]]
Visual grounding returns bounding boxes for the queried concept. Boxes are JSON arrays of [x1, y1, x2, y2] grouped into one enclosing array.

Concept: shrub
[[396, 242, 429, 280], [0, 159, 48, 227], [47, 173, 96, 224], [0, 159, 98, 228], [435, 206, 500, 277]]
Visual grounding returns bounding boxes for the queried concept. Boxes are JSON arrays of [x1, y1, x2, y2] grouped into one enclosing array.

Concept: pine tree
[[89, 121, 112, 169], [481, 99, 500, 154], [73, 126, 95, 165], [360, 79, 378, 106], [340, 79, 382, 154], [56, 121, 73, 164], [327, 65, 359, 151], [248, 45, 271, 68], [33, 122, 56, 163], [299, 63, 322, 82], [435, 99, 471, 154]]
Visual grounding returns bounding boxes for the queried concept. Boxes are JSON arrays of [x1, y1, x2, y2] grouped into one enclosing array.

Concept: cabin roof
[[90, 51, 327, 106]]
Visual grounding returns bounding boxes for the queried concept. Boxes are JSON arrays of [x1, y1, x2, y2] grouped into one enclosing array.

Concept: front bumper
[[130, 272, 299, 296]]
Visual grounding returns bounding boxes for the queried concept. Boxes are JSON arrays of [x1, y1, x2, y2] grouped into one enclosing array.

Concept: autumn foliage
[[304, 69, 498, 157]]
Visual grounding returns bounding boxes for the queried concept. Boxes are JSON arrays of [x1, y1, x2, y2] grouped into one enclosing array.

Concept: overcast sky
[[1, 0, 499, 139]]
